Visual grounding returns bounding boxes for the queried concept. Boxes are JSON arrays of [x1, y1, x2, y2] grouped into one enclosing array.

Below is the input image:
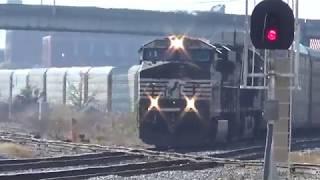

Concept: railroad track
[[0, 132, 222, 179], [0, 132, 230, 179], [0, 150, 319, 180], [290, 163, 320, 177], [209, 145, 265, 160], [0, 131, 213, 161], [0, 158, 218, 180], [0, 131, 103, 151], [241, 161, 320, 178], [2, 131, 320, 162], [0, 131, 320, 179], [193, 137, 320, 161]]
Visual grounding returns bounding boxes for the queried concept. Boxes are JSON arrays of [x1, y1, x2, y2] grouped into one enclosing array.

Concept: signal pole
[[263, 51, 274, 180], [250, 0, 295, 179], [294, 0, 300, 89], [261, 48, 270, 180], [263, 52, 279, 180], [288, 0, 299, 178], [243, 0, 249, 87]]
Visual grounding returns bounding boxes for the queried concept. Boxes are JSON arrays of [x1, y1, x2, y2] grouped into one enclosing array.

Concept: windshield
[[142, 48, 212, 62]]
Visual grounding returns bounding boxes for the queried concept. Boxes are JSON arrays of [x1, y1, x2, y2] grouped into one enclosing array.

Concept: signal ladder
[[241, 46, 299, 169], [240, 47, 268, 90]]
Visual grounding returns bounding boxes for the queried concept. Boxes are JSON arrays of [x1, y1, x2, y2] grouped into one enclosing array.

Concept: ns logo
[[166, 80, 183, 98]]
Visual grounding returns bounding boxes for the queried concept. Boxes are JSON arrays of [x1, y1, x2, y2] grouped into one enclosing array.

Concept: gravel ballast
[[88, 165, 317, 180]]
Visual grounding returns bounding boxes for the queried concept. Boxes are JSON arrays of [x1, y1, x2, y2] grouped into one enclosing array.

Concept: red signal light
[[266, 29, 278, 42]]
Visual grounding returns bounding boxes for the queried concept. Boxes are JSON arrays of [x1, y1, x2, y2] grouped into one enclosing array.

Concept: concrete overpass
[[0, 4, 319, 44], [0, 4, 246, 38], [2, 4, 320, 68], [303, 19, 320, 44]]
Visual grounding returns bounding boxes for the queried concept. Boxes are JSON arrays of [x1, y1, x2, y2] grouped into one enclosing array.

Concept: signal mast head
[[266, 28, 278, 42], [250, 0, 294, 49]]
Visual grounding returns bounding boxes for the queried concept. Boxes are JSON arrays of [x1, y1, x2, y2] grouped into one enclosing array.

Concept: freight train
[[136, 35, 320, 147], [0, 66, 138, 118]]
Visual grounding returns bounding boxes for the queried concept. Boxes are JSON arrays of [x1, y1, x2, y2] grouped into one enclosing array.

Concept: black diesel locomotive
[[136, 35, 320, 147], [137, 35, 265, 147]]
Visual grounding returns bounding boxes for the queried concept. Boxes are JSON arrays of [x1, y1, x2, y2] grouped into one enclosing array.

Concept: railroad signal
[[250, 0, 294, 50], [266, 28, 278, 42]]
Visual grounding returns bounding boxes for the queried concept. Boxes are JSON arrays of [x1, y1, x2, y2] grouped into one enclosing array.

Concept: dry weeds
[[71, 111, 146, 147], [0, 81, 149, 148], [290, 151, 320, 164], [45, 105, 74, 140], [0, 143, 34, 158], [11, 104, 148, 148]]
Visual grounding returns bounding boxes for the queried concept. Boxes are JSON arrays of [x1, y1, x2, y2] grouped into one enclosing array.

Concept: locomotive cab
[[137, 36, 222, 147]]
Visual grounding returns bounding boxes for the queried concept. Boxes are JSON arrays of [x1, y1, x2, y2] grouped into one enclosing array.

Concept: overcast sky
[[0, 0, 318, 48]]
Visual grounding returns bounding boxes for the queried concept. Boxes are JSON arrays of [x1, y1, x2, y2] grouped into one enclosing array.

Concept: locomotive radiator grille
[[139, 78, 212, 100]]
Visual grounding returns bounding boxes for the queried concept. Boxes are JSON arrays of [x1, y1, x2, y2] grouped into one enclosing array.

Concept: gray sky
[[0, 0, 318, 48]]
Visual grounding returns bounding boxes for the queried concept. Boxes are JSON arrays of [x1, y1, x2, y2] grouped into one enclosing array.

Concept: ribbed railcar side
[[87, 66, 113, 113], [128, 65, 141, 113], [11, 69, 30, 98], [308, 49, 320, 128], [291, 47, 311, 129], [110, 66, 132, 112], [46, 68, 68, 105], [0, 70, 13, 104], [65, 67, 91, 107], [28, 68, 48, 97], [0, 70, 13, 120]]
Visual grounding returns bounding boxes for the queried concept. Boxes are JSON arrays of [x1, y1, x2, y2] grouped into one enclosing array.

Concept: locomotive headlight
[[148, 96, 160, 111], [184, 96, 197, 112], [169, 35, 184, 50]]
